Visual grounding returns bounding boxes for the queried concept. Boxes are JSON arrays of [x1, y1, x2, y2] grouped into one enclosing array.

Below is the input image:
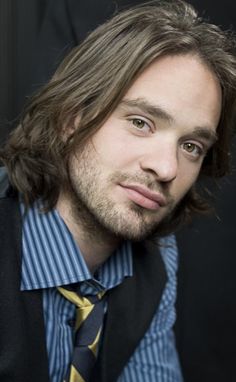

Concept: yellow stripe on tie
[[75, 304, 94, 331], [70, 365, 86, 382], [58, 287, 93, 330], [88, 327, 102, 356], [58, 287, 92, 307]]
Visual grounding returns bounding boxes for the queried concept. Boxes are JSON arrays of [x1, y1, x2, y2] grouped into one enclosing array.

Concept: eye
[[182, 142, 204, 158], [132, 118, 146, 129], [129, 118, 152, 133]]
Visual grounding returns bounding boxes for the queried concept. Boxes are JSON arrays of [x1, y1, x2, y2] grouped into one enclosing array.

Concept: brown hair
[[1, 0, 236, 233]]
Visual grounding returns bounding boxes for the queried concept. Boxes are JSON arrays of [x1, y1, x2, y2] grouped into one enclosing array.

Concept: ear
[[61, 115, 81, 142]]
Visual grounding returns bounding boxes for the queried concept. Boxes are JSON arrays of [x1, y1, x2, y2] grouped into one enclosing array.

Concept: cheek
[[92, 134, 136, 168], [175, 164, 201, 197]]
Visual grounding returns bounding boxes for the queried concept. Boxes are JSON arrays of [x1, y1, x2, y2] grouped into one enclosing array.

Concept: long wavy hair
[[1, 0, 236, 234]]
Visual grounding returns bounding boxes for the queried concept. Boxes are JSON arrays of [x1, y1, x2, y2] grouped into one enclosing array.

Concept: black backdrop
[[0, 1, 236, 381]]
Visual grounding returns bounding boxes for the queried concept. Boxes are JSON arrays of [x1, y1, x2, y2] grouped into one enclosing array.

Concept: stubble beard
[[67, 147, 175, 242]]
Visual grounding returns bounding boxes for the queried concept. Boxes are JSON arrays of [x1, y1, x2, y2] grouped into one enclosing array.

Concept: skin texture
[[57, 54, 222, 273]]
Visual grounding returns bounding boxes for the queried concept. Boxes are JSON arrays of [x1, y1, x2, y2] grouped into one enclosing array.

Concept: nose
[[140, 138, 178, 183]]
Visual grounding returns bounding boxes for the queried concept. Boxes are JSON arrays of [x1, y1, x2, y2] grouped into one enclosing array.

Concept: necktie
[[58, 285, 106, 382]]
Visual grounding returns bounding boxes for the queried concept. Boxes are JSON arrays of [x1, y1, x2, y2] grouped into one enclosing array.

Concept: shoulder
[[0, 167, 21, 234], [0, 166, 9, 197]]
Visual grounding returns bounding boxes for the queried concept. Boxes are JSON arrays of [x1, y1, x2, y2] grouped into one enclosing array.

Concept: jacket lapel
[[0, 195, 50, 382], [93, 239, 167, 382]]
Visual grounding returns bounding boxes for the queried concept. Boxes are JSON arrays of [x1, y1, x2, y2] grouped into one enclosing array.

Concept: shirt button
[[67, 319, 75, 327]]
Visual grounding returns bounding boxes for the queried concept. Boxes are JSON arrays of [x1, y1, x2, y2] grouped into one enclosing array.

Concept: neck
[[56, 192, 121, 274]]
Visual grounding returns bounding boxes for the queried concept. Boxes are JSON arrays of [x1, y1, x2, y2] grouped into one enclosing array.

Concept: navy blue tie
[[58, 286, 106, 382]]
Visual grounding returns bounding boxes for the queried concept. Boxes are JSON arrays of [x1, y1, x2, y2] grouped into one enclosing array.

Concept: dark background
[[0, 1, 235, 381]]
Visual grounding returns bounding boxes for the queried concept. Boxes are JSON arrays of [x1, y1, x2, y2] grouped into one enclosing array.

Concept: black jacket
[[0, 178, 167, 382]]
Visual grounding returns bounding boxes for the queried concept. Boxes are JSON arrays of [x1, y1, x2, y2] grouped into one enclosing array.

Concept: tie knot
[[57, 285, 105, 308]]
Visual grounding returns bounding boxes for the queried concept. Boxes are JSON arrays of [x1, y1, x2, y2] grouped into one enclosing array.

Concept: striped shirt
[[20, 200, 183, 382]]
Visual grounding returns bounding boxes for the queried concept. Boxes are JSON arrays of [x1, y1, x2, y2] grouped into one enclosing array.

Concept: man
[[0, 1, 236, 381]]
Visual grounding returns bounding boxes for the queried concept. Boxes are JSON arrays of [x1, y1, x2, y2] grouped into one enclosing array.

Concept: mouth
[[119, 183, 167, 211]]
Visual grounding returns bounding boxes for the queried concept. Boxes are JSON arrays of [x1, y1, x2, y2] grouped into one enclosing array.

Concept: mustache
[[109, 171, 174, 204]]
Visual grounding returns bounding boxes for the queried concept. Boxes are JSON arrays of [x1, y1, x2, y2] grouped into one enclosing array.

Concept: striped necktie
[[58, 285, 106, 382]]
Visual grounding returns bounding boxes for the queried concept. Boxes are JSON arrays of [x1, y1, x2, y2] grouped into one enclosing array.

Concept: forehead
[[123, 54, 222, 133], [126, 53, 219, 94]]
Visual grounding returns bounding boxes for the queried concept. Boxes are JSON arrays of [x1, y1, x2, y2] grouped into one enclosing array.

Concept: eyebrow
[[120, 97, 218, 145], [120, 98, 174, 123], [189, 127, 218, 146]]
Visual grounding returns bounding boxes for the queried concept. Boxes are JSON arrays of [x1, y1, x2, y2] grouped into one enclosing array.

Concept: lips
[[119, 183, 167, 210]]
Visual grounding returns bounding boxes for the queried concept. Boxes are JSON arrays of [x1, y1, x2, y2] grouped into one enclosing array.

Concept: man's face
[[68, 54, 222, 241]]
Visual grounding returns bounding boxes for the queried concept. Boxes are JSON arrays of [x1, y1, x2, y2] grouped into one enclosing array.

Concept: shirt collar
[[20, 200, 133, 291]]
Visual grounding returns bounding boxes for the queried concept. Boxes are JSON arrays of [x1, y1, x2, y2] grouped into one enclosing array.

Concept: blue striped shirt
[[20, 200, 183, 382]]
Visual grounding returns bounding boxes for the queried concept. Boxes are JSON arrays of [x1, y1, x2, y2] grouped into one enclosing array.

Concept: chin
[[106, 219, 161, 242]]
